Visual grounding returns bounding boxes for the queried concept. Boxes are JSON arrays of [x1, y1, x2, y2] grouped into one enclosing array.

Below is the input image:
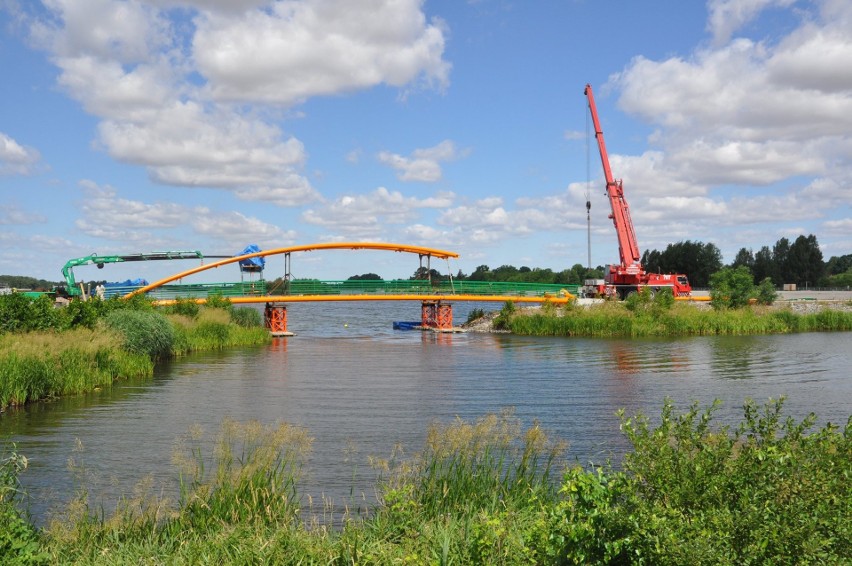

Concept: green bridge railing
[[109, 280, 579, 300]]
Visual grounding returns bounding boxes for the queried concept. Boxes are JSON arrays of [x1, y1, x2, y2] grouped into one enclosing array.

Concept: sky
[[1, 0, 850, 286]]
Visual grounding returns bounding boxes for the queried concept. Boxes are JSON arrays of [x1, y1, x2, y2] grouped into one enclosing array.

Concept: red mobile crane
[[583, 84, 692, 299]]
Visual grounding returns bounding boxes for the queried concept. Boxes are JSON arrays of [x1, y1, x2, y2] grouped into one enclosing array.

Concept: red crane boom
[[583, 84, 692, 298], [584, 84, 642, 276]]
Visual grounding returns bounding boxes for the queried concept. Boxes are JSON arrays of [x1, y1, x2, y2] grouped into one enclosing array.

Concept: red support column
[[421, 300, 438, 328], [421, 300, 453, 331], [437, 303, 453, 330], [264, 302, 293, 336]]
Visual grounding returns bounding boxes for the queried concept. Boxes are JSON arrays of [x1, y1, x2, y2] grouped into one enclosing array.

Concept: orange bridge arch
[[124, 242, 460, 299]]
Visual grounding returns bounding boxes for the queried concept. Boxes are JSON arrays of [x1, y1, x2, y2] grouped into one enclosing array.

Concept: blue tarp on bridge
[[238, 244, 265, 273], [104, 278, 149, 288]]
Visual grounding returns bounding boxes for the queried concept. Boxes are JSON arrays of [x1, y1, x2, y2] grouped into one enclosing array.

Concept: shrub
[[1, 445, 46, 563], [103, 310, 174, 360], [492, 301, 516, 330], [755, 277, 778, 305], [0, 293, 67, 333], [168, 298, 200, 319], [624, 287, 653, 313], [653, 287, 675, 310], [0, 293, 33, 333], [65, 299, 99, 330], [710, 266, 755, 309], [121, 294, 155, 312], [205, 293, 232, 311], [465, 307, 485, 324]]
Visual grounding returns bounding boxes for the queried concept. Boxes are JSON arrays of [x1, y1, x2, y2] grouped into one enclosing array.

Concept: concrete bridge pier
[[264, 302, 294, 336]]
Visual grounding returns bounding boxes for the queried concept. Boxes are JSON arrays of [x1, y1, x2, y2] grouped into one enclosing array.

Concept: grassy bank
[[2, 399, 849, 564], [507, 300, 852, 337], [0, 302, 270, 410]]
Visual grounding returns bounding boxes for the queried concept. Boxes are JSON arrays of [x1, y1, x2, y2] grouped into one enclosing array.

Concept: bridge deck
[[110, 280, 579, 302]]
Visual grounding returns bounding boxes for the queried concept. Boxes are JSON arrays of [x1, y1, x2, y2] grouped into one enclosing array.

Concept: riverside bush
[[1, 445, 46, 564], [166, 297, 200, 319]]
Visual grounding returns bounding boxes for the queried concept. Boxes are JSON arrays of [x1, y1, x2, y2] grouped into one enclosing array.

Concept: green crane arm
[[60, 251, 210, 296]]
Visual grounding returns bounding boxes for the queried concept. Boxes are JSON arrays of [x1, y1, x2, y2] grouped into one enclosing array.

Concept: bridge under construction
[[69, 242, 577, 335]]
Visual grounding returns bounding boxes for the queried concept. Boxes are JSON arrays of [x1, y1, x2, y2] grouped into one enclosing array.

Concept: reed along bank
[[0, 295, 270, 410]]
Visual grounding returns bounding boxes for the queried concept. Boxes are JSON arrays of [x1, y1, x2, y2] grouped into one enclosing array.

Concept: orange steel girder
[[124, 242, 460, 299]]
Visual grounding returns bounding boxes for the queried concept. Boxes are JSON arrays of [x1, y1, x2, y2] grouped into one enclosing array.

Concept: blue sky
[[1, 0, 850, 286]]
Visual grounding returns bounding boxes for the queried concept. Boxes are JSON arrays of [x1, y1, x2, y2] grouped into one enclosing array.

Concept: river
[[2, 301, 850, 524]]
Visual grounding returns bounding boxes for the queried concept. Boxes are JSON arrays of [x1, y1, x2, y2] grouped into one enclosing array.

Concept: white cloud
[[193, 0, 450, 105], [24, 0, 449, 205], [822, 217, 852, 235], [0, 204, 47, 225], [191, 209, 297, 249], [378, 140, 467, 182], [707, 0, 797, 45], [0, 132, 41, 176], [604, 0, 852, 247], [302, 187, 454, 237], [74, 180, 295, 249]]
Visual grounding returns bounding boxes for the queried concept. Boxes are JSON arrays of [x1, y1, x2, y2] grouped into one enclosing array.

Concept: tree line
[[642, 234, 849, 289]]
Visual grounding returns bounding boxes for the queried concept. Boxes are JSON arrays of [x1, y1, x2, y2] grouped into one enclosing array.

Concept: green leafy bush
[[755, 277, 778, 305], [205, 293, 232, 311], [167, 298, 200, 319], [65, 299, 99, 330], [0, 294, 66, 333], [624, 287, 653, 312], [492, 300, 516, 330], [546, 398, 852, 564], [1, 445, 46, 564], [710, 266, 755, 309], [653, 286, 675, 310]]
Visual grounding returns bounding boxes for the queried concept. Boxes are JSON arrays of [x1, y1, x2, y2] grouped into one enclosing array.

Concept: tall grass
[[509, 302, 852, 337], [1, 306, 269, 410], [0, 329, 152, 408], [103, 310, 175, 360], [169, 308, 269, 355], [16, 402, 847, 564]]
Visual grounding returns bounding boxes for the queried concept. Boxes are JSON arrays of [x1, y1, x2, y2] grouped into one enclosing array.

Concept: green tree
[[753, 246, 775, 284], [731, 247, 755, 271], [710, 266, 755, 309], [825, 254, 852, 276], [469, 265, 491, 281], [787, 234, 824, 288], [644, 240, 722, 288], [773, 237, 792, 284]]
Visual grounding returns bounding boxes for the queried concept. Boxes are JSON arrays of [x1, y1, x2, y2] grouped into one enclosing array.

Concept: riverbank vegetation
[[0, 294, 269, 410], [2, 398, 849, 564], [506, 298, 852, 337]]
